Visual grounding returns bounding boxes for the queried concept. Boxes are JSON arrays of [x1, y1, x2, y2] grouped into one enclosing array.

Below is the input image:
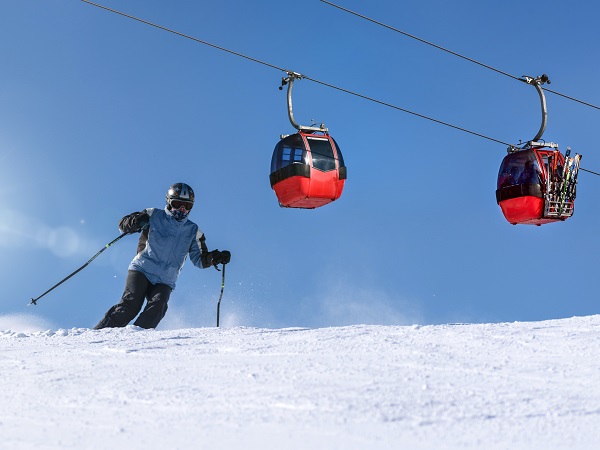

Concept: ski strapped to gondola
[[554, 148, 581, 215]]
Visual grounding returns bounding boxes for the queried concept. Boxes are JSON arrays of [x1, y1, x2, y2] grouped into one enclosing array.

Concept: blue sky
[[1, 0, 599, 329]]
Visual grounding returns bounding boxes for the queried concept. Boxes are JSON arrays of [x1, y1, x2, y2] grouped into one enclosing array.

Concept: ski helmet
[[166, 182, 195, 220]]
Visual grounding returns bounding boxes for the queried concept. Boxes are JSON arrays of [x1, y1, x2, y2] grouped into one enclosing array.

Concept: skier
[[94, 182, 231, 329]]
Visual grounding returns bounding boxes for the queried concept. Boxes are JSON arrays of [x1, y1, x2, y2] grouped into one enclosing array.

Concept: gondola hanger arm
[[520, 74, 550, 143], [280, 71, 328, 133]]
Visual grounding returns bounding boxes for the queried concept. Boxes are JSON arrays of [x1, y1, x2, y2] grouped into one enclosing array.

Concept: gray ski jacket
[[123, 207, 212, 289]]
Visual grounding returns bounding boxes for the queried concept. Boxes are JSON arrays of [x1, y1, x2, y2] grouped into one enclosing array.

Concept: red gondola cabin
[[270, 131, 346, 209], [496, 144, 580, 225]]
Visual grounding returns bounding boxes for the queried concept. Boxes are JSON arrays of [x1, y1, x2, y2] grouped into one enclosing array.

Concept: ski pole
[[29, 232, 129, 306], [216, 263, 226, 327]]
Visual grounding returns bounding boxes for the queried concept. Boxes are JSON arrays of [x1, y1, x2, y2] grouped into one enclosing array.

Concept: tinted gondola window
[[308, 137, 336, 172], [497, 151, 540, 189], [271, 134, 307, 173]]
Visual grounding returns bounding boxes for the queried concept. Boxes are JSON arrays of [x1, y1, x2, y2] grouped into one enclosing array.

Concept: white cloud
[[0, 210, 97, 259], [0, 216, 29, 247], [35, 225, 81, 258]]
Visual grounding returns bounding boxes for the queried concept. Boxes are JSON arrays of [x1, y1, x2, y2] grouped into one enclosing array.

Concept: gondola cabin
[[270, 131, 346, 208], [495, 145, 580, 225]]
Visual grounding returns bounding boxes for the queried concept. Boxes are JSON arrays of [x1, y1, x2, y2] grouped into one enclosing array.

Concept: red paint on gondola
[[498, 196, 545, 226]]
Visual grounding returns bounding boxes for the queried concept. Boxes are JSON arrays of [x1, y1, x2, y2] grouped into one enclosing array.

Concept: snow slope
[[1, 315, 600, 449]]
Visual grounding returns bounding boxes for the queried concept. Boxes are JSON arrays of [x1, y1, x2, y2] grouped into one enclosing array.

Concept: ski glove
[[134, 212, 150, 231], [119, 212, 150, 234], [211, 250, 231, 266]]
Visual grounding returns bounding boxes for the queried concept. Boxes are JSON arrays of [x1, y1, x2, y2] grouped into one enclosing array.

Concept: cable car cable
[[80, 1, 286, 73], [80, 1, 600, 177], [80, 0, 513, 147], [302, 76, 511, 145], [320, 0, 600, 112], [580, 167, 600, 176]]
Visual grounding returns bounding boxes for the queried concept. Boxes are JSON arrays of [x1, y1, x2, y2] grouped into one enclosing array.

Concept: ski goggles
[[170, 200, 194, 211]]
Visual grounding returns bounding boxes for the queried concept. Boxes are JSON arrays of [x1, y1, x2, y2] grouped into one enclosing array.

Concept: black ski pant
[[94, 270, 172, 330]]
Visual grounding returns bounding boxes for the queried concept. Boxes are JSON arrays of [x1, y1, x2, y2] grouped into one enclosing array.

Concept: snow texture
[[1, 315, 600, 449]]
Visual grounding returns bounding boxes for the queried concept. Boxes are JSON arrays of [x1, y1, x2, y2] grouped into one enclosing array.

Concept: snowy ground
[[1, 315, 600, 449]]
